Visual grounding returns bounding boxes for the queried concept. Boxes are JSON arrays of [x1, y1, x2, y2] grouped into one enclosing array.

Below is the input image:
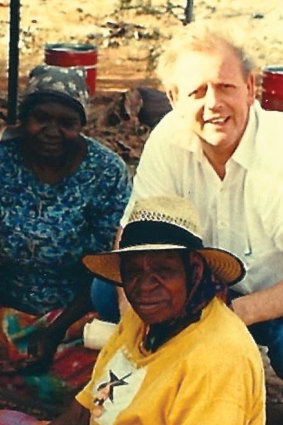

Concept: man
[[121, 21, 283, 378]]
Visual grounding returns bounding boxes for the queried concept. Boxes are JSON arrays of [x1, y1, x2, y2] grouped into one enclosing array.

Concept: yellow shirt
[[76, 297, 265, 425]]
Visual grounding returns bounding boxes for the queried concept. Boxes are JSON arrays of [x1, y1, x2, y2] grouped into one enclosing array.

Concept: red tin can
[[261, 65, 283, 112], [44, 43, 98, 96]]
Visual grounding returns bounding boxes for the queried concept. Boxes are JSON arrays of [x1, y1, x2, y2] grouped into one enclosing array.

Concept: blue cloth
[[247, 319, 283, 379], [230, 289, 283, 378], [91, 277, 120, 323], [0, 136, 132, 314]]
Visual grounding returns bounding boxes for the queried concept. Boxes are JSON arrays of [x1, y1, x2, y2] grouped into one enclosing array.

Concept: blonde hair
[[157, 20, 255, 91]]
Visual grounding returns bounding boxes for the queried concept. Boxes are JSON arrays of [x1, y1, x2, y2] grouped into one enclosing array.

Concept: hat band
[[120, 221, 203, 250]]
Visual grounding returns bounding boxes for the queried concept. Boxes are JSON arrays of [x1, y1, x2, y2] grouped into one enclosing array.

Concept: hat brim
[[82, 245, 245, 287]]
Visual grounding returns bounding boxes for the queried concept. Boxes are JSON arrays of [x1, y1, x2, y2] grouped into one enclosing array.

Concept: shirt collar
[[231, 102, 258, 170]]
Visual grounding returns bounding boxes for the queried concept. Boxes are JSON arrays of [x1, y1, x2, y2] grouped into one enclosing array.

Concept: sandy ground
[[0, 0, 283, 422], [0, 0, 282, 91]]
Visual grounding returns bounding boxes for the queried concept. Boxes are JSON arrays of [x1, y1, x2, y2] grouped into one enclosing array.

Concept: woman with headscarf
[[0, 65, 131, 405], [35, 195, 264, 425]]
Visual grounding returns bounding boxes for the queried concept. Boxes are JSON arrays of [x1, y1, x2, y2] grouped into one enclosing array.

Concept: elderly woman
[[0, 65, 131, 404], [41, 196, 264, 425]]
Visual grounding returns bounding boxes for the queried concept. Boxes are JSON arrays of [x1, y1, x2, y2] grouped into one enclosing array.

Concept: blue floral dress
[[0, 135, 132, 314]]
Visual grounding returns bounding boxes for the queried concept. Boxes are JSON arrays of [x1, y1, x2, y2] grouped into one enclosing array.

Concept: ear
[[246, 72, 256, 106], [167, 86, 179, 108], [189, 252, 205, 285]]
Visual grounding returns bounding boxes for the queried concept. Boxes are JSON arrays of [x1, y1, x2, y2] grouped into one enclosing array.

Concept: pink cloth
[[0, 410, 50, 425]]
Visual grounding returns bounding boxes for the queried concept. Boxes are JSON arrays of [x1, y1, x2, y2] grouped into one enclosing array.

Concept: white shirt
[[121, 102, 283, 294]]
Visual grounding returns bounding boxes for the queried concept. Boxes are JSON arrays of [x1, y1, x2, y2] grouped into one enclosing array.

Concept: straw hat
[[83, 196, 245, 286]]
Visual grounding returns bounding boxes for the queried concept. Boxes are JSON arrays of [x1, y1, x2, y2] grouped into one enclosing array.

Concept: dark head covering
[[18, 65, 89, 125]]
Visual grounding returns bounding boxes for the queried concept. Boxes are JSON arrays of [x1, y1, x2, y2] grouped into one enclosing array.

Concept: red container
[[44, 43, 98, 96], [261, 65, 283, 112]]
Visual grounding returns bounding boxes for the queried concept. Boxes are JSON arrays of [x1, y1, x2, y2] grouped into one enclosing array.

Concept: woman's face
[[23, 101, 82, 160], [121, 250, 188, 324]]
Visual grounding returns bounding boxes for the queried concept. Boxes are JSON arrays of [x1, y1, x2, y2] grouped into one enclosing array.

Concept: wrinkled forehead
[[120, 249, 185, 267], [174, 47, 243, 81], [167, 47, 246, 96]]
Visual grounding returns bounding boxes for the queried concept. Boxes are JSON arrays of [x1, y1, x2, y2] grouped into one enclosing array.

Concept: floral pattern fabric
[[0, 135, 132, 314]]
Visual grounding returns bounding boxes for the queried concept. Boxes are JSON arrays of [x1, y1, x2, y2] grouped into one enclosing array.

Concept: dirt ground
[[0, 0, 283, 423], [0, 0, 282, 92]]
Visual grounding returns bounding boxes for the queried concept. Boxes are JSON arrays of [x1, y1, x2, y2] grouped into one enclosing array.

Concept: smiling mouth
[[204, 116, 229, 125], [40, 140, 63, 150]]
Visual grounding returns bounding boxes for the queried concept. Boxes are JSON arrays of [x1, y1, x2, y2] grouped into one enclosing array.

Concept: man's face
[[169, 45, 255, 152], [121, 250, 187, 325]]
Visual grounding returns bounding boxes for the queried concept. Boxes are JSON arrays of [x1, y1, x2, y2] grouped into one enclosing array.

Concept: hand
[[48, 400, 90, 425], [0, 327, 65, 375], [17, 326, 65, 374]]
